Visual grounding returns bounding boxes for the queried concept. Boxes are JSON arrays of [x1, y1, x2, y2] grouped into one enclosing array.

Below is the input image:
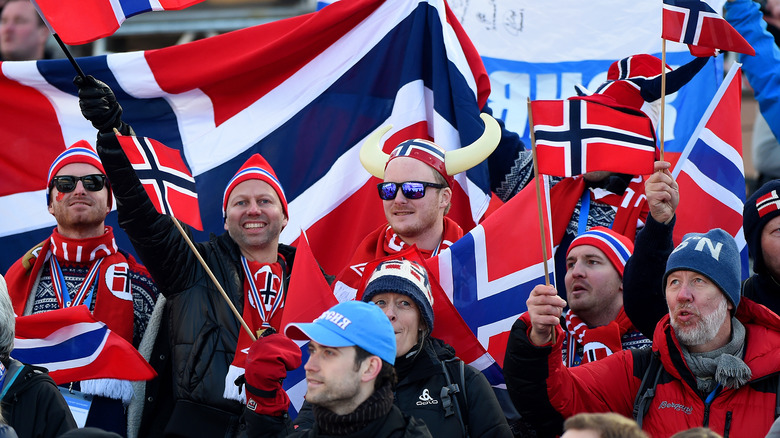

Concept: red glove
[[244, 333, 302, 416]]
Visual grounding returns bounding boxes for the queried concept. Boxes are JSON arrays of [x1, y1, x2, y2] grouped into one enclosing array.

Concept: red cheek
[[56, 192, 65, 202]]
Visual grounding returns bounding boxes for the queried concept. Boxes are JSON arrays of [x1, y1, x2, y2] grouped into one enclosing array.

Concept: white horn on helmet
[[359, 124, 393, 179], [445, 113, 501, 175]]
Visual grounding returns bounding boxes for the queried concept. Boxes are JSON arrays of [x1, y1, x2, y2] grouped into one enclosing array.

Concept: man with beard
[[332, 119, 500, 301], [550, 227, 650, 368], [4, 141, 159, 435], [242, 300, 433, 437], [503, 227, 780, 437]]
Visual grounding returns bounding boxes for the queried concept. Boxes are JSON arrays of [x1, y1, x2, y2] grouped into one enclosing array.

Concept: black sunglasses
[[377, 181, 446, 200], [51, 175, 107, 193]]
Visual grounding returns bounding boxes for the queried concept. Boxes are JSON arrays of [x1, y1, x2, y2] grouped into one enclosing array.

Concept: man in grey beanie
[[504, 227, 780, 437]]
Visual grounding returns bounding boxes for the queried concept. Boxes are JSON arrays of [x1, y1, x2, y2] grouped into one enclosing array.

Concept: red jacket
[[504, 298, 780, 438]]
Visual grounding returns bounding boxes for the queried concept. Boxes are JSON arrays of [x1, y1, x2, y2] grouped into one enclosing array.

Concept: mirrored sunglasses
[[377, 181, 446, 200], [51, 174, 107, 193]]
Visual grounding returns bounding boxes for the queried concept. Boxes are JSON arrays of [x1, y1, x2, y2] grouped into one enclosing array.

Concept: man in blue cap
[[241, 300, 432, 437]]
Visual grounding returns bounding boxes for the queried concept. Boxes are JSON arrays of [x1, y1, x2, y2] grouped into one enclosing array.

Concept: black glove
[[73, 75, 124, 134]]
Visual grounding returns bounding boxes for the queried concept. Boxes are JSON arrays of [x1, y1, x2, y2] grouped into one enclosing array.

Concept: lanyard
[[577, 189, 591, 236], [49, 253, 102, 309], [241, 256, 286, 328]]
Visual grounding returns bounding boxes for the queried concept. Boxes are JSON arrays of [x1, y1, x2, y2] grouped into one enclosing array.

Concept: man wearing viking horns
[[333, 114, 500, 301]]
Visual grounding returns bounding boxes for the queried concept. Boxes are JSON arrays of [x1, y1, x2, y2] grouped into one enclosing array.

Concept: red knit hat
[[567, 227, 634, 277], [222, 154, 287, 217], [47, 140, 111, 208]]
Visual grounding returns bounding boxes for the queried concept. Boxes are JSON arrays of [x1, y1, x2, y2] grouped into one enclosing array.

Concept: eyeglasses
[[50, 175, 107, 193], [377, 181, 446, 200]]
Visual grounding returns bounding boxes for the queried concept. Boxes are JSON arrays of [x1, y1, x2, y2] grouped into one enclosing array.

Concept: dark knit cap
[[663, 229, 741, 311], [744, 179, 780, 275], [361, 259, 434, 332]]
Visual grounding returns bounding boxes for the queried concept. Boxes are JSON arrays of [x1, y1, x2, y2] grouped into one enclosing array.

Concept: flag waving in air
[[662, 0, 755, 56], [112, 133, 203, 230], [672, 63, 749, 276], [13, 305, 156, 384], [531, 98, 656, 177], [31, 0, 206, 45]]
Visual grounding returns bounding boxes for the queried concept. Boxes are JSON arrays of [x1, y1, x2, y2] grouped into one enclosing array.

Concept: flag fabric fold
[[115, 134, 203, 230], [31, 0, 207, 45], [671, 63, 749, 277], [662, 0, 755, 56], [531, 98, 656, 177], [12, 305, 156, 384]]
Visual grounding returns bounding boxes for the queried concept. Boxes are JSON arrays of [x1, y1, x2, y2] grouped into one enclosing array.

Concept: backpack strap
[[632, 351, 663, 428], [441, 357, 469, 437]]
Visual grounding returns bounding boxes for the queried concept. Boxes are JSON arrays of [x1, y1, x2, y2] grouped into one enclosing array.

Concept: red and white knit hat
[[567, 227, 634, 277], [46, 140, 110, 207], [222, 154, 287, 217]]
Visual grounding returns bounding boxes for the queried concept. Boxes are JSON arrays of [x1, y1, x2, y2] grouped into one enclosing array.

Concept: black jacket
[[247, 405, 432, 438], [0, 359, 76, 438], [296, 338, 511, 438], [97, 138, 299, 436]]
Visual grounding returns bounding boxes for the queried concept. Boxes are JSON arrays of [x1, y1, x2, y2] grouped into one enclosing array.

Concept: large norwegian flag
[[0, 0, 493, 278], [12, 305, 156, 384], [672, 63, 749, 277], [662, 0, 755, 56], [116, 134, 203, 230], [31, 0, 206, 45], [531, 98, 656, 177]]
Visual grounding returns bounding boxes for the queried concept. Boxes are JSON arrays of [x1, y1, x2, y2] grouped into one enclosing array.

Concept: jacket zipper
[[723, 411, 732, 438]]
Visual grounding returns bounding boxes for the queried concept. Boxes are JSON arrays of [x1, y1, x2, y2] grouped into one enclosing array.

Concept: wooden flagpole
[[527, 98, 556, 343], [172, 218, 257, 341]]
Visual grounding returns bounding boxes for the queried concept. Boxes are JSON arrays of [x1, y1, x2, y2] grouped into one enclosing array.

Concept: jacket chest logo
[[416, 388, 439, 406]]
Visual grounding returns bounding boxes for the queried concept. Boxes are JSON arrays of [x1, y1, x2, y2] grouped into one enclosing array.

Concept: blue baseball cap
[[285, 301, 396, 364]]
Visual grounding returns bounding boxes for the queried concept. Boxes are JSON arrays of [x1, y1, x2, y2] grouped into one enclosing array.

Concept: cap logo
[[317, 310, 352, 330], [757, 190, 780, 218], [672, 236, 723, 261]]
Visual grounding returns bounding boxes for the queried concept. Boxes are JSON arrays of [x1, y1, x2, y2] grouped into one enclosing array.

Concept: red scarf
[[6, 227, 134, 342], [334, 217, 463, 294], [224, 256, 286, 402], [564, 307, 634, 367]]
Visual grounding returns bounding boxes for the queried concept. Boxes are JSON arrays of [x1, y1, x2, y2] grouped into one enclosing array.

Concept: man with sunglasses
[[333, 129, 498, 301], [4, 140, 159, 436]]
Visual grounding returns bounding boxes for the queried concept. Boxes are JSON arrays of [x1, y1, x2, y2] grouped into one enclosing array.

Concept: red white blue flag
[[429, 174, 559, 376], [0, 0, 493, 279], [31, 0, 206, 45], [671, 63, 749, 277], [531, 98, 656, 177], [662, 0, 755, 56], [12, 306, 156, 384], [116, 134, 203, 230]]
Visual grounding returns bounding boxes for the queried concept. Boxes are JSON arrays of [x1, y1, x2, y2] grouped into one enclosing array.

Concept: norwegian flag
[[116, 134, 203, 230], [429, 174, 563, 375], [662, 0, 755, 56], [30, 0, 206, 45], [12, 305, 156, 384], [757, 190, 780, 217], [0, 0, 493, 278], [531, 98, 656, 177], [672, 63, 749, 276]]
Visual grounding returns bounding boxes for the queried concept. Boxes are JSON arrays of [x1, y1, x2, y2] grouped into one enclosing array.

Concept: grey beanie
[[361, 259, 434, 332], [663, 228, 741, 311]]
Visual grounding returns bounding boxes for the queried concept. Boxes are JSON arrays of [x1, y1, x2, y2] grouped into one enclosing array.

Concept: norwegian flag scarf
[[564, 307, 634, 367]]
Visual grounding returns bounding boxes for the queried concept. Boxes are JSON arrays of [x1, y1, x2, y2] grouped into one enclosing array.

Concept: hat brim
[[285, 322, 356, 348]]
